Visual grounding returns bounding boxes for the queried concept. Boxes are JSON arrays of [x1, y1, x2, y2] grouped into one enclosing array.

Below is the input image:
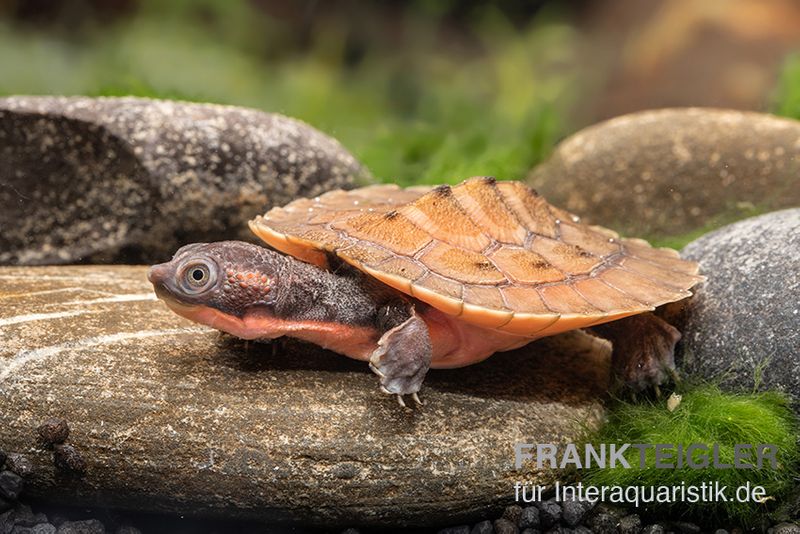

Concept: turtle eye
[[180, 260, 216, 293]]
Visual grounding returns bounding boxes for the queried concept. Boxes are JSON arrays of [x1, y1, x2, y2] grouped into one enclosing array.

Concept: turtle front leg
[[590, 312, 681, 391], [369, 304, 432, 408]]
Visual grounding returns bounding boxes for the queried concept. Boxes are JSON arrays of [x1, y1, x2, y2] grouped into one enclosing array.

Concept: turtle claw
[[396, 395, 407, 408], [411, 392, 424, 406], [369, 362, 386, 379]]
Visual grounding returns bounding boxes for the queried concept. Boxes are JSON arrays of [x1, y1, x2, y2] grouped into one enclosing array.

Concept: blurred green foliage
[[773, 52, 800, 121], [0, 0, 577, 185]]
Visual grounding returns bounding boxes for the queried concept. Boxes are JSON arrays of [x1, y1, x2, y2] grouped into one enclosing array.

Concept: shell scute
[[250, 177, 702, 334]]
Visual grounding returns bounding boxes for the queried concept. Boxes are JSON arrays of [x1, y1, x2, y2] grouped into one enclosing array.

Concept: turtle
[[148, 176, 703, 406]]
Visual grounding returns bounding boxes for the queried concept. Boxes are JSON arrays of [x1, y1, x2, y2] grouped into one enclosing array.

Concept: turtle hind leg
[[589, 312, 681, 391], [369, 305, 432, 407]]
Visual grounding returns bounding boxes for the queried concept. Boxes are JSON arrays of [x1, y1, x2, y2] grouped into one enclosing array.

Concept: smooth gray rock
[[530, 108, 800, 239], [0, 96, 370, 265], [0, 266, 608, 527], [678, 209, 800, 397]]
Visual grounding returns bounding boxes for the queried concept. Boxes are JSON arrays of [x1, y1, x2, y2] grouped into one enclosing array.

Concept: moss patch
[[581, 385, 799, 525]]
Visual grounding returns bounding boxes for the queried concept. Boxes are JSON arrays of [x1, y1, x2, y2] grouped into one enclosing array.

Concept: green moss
[[581, 385, 799, 525]]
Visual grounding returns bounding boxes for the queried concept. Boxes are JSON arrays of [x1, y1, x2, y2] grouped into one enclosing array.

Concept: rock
[[0, 266, 608, 527], [3, 457, 31, 479], [529, 108, 800, 239], [534, 500, 562, 530], [36, 419, 70, 447], [52, 446, 86, 476], [678, 210, 800, 398], [618, 514, 643, 534], [0, 96, 370, 266], [55, 521, 105, 534], [587, 512, 618, 534], [519, 507, 540, 529], [502, 505, 523, 526], [559, 497, 593, 527], [493, 518, 519, 534], [0, 473, 23, 501], [438, 527, 470, 534], [774, 524, 800, 534], [13, 525, 57, 534], [641, 526, 665, 534], [0, 452, 6, 469], [471, 520, 494, 534]]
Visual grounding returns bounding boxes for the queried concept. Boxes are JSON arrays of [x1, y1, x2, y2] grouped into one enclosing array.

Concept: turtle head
[[148, 241, 284, 321]]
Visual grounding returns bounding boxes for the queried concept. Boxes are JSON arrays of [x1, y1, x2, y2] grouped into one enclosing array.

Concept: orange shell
[[249, 177, 703, 336]]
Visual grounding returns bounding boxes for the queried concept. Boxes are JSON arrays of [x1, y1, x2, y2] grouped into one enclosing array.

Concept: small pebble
[[714, 529, 729, 534], [438, 527, 470, 534], [671, 521, 701, 534], [470, 520, 493, 534], [13, 524, 57, 534], [53, 445, 86, 475], [560, 498, 593, 526], [520, 506, 540, 529], [618, 514, 643, 534], [6, 505, 45, 528], [535, 499, 562, 529], [494, 518, 519, 534], [587, 512, 618, 534], [544, 526, 567, 534], [0, 472, 24, 501], [774, 524, 800, 534], [56, 519, 106, 534], [641, 525, 666, 534], [36, 419, 70, 446], [114, 527, 142, 534], [503, 505, 523, 526], [520, 529, 541, 534], [5, 455, 33, 478]]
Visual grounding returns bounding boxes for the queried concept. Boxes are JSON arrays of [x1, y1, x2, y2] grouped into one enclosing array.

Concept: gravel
[[36, 419, 70, 447], [2, 447, 799, 534]]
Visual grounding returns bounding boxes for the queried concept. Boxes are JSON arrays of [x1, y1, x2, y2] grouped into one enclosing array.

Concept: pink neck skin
[[162, 299, 381, 359], [162, 298, 534, 369]]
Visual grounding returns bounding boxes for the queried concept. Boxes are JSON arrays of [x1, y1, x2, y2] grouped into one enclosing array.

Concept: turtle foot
[[369, 309, 432, 404], [591, 312, 681, 391]]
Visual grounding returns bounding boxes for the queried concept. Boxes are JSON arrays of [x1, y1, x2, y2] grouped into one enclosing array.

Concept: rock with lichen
[[0, 96, 371, 265]]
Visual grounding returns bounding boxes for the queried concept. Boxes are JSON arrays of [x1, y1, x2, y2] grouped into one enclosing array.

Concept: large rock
[[0, 96, 370, 266], [530, 108, 800, 239], [0, 266, 608, 527], [677, 209, 800, 398]]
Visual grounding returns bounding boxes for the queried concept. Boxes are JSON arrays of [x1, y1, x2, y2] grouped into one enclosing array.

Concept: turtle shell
[[249, 177, 703, 337]]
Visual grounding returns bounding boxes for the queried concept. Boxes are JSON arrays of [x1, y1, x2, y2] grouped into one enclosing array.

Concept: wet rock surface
[[0, 96, 370, 266], [0, 265, 608, 527], [529, 108, 800, 239], [677, 209, 800, 400]]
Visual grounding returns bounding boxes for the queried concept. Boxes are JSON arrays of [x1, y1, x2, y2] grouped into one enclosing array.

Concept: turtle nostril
[[147, 264, 169, 284]]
